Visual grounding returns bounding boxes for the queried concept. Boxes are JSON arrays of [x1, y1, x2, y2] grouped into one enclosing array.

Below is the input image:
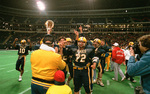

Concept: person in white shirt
[[124, 45, 136, 83]]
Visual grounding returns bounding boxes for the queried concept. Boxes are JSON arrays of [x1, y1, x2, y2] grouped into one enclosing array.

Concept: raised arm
[[27, 39, 32, 48], [13, 38, 18, 47], [74, 29, 79, 41], [79, 25, 83, 33]]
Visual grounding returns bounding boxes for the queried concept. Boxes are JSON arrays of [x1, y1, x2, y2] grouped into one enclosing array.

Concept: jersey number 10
[[19, 48, 25, 54]]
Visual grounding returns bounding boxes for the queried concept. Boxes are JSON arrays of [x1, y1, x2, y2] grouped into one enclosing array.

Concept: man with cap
[[46, 70, 72, 94], [111, 42, 126, 81], [30, 34, 66, 94]]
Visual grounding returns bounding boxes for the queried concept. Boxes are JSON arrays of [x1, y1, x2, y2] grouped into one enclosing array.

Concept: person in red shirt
[[111, 42, 126, 81]]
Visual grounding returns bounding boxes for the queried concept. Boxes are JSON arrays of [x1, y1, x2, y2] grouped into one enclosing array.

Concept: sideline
[[0, 63, 14, 67], [0, 60, 30, 68], [129, 83, 134, 88], [107, 80, 110, 85], [7, 69, 15, 72], [19, 87, 31, 94], [0, 68, 5, 70]]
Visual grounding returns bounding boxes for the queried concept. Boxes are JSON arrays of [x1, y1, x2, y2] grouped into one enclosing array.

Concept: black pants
[[74, 68, 91, 93], [126, 60, 134, 81], [16, 57, 25, 71]]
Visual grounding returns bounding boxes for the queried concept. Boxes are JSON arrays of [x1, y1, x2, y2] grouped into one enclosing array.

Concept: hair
[[58, 36, 66, 42], [137, 34, 150, 49], [101, 39, 105, 42]]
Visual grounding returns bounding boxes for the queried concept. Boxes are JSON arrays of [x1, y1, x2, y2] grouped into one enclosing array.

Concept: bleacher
[[27, 18, 39, 24], [14, 16, 27, 23], [56, 18, 71, 24], [108, 17, 130, 24], [90, 18, 106, 24], [72, 18, 88, 24], [0, 31, 10, 44], [37, 18, 56, 25], [132, 16, 150, 22], [0, 14, 13, 22]]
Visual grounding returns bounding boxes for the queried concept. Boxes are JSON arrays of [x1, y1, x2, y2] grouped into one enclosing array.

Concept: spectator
[[46, 70, 72, 94], [127, 34, 150, 94], [112, 42, 126, 81], [30, 34, 66, 94], [124, 45, 136, 83]]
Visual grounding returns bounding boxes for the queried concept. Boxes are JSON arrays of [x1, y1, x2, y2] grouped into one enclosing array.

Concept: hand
[[59, 42, 66, 49], [79, 25, 82, 31], [47, 28, 52, 35], [130, 47, 135, 57], [27, 39, 31, 43], [79, 25, 83, 33], [59, 42, 63, 49], [15, 38, 18, 41], [74, 29, 79, 36], [91, 63, 96, 69]]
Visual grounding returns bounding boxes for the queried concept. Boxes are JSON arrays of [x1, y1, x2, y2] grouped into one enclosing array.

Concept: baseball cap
[[54, 70, 65, 83], [42, 34, 54, 44], [113, 42, 119, 46]]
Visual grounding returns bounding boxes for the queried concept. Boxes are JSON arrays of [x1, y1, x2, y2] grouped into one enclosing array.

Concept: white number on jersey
[[75, 53, 86, 63], [19, 48, 25, 54]]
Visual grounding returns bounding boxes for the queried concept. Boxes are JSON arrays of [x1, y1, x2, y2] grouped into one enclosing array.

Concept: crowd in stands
[[0, 31, 148, 50]]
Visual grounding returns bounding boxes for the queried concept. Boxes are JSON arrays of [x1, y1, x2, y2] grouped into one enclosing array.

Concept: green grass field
[[0, 50, 141, 94]]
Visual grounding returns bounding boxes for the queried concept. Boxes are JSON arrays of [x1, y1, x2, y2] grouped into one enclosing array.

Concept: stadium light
[[36, 1, 45, 11]]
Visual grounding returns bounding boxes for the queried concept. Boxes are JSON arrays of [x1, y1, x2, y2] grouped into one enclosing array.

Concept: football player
[[67, 36, 98, 94], [13, 38, 32, 81], [63, 38, 74, 86], [93, 38, 106, 87], [99, 39, 111, 72]]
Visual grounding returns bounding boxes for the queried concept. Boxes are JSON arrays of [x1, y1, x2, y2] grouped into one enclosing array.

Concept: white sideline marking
[[129, 83, 134, 88], [0, 63, 14, 67], [0, 56, 17, 58], [7, 69, 15, 72], [0, 68, 5, 70], [24, 71, 28, 73], [0, 60, 30, 68], [19, 87, 31, 94], [107, 80, 110, 85]]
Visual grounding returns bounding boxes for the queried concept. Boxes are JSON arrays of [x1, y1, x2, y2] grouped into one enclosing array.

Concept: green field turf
[[0, 50, 141, 94]]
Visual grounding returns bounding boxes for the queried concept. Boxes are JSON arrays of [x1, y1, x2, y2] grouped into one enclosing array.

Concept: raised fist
[[74, 29, 79, 36], [15, 38, 18, 41], [79, 25, 82, 30], [27, 39, 31, 43]]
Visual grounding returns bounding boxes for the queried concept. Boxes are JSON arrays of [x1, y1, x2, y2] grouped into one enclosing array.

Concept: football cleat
[[18, 75, 22, 82], [97, 78, 104, 87]]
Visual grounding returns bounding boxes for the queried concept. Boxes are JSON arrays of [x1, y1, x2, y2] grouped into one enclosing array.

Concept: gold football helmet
[[93, 38, 101, 44], [78, 37, 87, 43], [129, 42, 134, 46], [21, 39, 26, 43], [66, 38, 72, 42]]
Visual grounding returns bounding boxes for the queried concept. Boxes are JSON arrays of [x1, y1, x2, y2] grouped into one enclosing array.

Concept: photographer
[[127, 34, 150, 94]]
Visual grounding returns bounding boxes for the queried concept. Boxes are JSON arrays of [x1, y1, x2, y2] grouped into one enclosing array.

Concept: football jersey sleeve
[[15, 45, 20, 49]]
